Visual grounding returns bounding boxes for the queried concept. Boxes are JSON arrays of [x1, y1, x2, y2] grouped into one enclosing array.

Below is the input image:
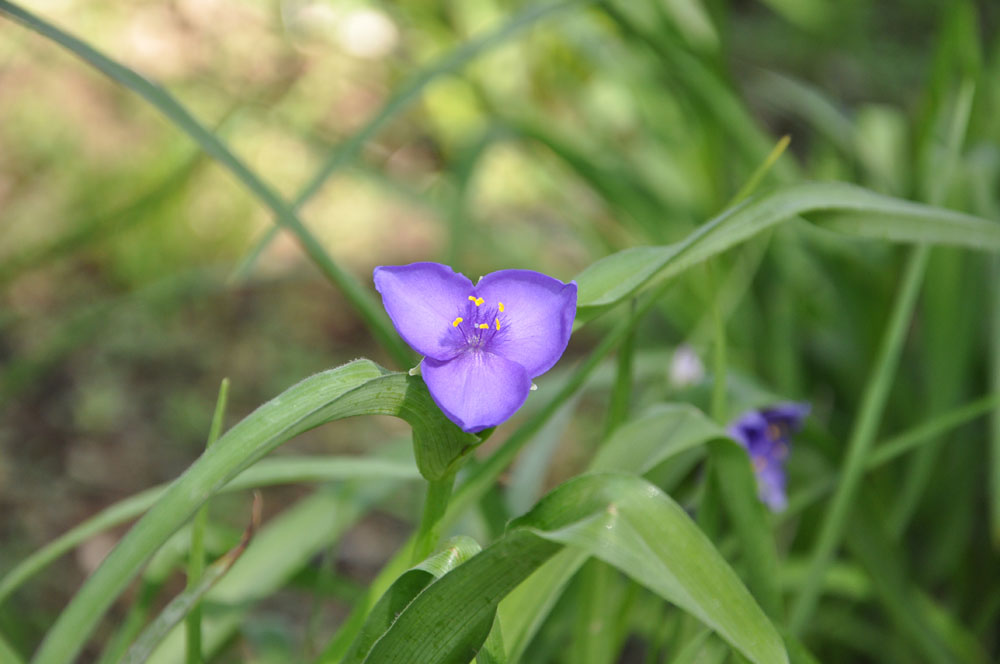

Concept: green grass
[[1, 0, 998, 662]]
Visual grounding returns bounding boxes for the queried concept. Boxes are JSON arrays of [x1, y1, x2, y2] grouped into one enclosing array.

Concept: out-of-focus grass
[[1, 0, 999, 661]]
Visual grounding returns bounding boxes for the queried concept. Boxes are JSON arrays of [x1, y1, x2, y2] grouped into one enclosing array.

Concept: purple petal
[[373, 263, 474, 360], [756, 463, 788, 512], [762, 402, 811, 432], [421, 351, 531, 433], [474, 270, 577, 377], [727, 411, 769, 456]]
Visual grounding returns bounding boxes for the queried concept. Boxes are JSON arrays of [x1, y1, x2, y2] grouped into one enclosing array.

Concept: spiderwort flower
[[727, 403, 810, 512], [373, 262, 577, 433]]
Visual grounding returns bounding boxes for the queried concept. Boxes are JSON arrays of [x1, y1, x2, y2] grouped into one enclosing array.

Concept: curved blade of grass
[[29, 360, 477, 664], [0, 0, 412, 367], [574, 181, 1000, 313], [121, 492, 260, 664], [788, 247, 929, 633], [597, 403, 781, 617], [476, 614, 507, 664], [146, 477, 400, 663], [317, 292, 672, 661], [591, 403, 721, 474], [501, 402, 729, 663], [363, 473, 786, 664], [342, 536, 483, 664], [499, 548, 589, 664], [0, 455, 420, 607], [140, 477, 391, 661], [234, 0, 596, 280]]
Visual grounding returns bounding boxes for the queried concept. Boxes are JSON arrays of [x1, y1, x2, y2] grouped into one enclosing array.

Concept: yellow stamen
[[495, 318, 501, 330], [478, 323, 489, 329], [498, 302, 505, 312], [767, 424, 782, 441], [468, 296, 485, 306], [452, 317, 463, 327]]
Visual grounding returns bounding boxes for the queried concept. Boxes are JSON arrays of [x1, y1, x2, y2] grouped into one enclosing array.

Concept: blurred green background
[[2, 0, 999, 661]]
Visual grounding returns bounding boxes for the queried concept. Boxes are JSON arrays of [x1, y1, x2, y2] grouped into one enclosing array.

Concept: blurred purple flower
[[374, 262, 577, 433], [727, 403, 810, 512]]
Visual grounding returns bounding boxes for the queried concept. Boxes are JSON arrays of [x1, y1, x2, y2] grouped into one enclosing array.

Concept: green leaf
[[364, 473, 786, 664], [30, 360, 477, 664], [501, 403, 746, 663], [0, 455, 420, 607], [575, 182, 1000, 312], [475, 614, 508, 664], [146, 479, 400, 663], [499, 548, 589, 664], [342, 536, 483, 664], [122, 492, 256, 664], [707, 439, 782, 619], [591, 403, 720, 474]]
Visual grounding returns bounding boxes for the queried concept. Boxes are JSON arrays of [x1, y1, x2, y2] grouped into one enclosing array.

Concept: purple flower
[[374, 262, 577, 433], [727, 403, 810, 512]]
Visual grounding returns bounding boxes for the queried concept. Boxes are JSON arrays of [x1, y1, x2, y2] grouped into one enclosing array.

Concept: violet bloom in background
[[374, 262, 577, 433], [727, 403, 810, 512]]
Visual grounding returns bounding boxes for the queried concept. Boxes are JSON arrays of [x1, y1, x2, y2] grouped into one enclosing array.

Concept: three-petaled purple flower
[[727, 403, 810, 512], [374, 262, 577, 433]]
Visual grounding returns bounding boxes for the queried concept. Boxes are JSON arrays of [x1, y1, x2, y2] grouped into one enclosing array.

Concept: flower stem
[[602, 299, 636, 439], [788, 246, 929, 634], [186, 378, 230, 664], [709, 263, 727, 424], [411, 472, 457, 564]]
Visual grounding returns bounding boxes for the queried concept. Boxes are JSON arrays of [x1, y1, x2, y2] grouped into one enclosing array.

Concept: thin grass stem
[[185, 378, 230, 664]]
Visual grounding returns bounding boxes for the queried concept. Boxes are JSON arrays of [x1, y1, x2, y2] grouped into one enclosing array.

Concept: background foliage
[[1, 0, 999, 662]]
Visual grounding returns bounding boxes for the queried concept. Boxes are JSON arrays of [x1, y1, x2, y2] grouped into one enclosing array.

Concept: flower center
[[449, 296, 506, 348]]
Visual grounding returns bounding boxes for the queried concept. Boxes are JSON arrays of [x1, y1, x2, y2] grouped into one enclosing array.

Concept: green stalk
[[95, 579, 163, 664], [709, 265, 728, 423], [992, 256, 1000, 547], [603, 299, 637, 438], [788, 245, 930, 633], [185, 379, 230, 664], [889, 79, 975, 537], [411, 472, 458, 564], [868, 393, 1000, 469], [781, 393, 1000, 519]]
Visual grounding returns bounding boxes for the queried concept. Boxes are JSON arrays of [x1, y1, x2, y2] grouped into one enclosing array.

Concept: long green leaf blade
[[575, 182, 1000, 312], [0, 455, 421, 607], [29, 360, 476, 664], [342, 536, 483, 664], [364, 473, 786, 664]]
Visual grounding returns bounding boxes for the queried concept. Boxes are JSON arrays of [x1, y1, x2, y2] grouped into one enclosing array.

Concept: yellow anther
[[498, 302, 505, 312], [452, 317, 463, 327], [478, 323, 489, 329], [468, 296, 485, 306], [495, 318, 501, 330]]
